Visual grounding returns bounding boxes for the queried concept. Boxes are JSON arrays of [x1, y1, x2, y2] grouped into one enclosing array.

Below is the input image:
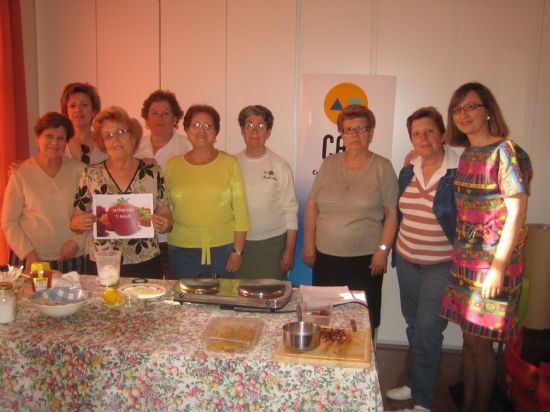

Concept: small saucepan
[[282, 321, 321, 352]]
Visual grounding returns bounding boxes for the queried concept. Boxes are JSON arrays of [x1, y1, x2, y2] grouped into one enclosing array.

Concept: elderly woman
[[70, 106, 173, 278], [135, 89, 191, 278], [165, 104, 250, 278], [2, 112, 85, 273], [234, 105, 299, 280], [302, 104, 398, 334], [60, 82, 107, 165], [385, 107, 459, 410], [439, 82, 532, 412]]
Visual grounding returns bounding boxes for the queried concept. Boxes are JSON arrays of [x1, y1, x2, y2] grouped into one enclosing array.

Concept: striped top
[[396, 177, 452, 264]]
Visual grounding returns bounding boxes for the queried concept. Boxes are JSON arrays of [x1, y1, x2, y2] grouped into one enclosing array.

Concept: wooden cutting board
[[273, 327, 371, 368]]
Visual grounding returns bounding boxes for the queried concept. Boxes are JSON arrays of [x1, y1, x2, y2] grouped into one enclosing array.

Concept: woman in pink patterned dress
[[439, 82, 533, 412]]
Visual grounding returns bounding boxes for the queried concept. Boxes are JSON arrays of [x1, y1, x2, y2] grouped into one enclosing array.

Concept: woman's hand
[[152, 214, 173, 234], [24, 250, 41, 273], [280, 247, 295, 273], [301, 244, 316, 268], [369, 250, 388, 275], [481, 266, 504, 299], [70, 212, 96, 233], [403, 149, 418, 166], [59, 239, 79, 261], [226, 253, 242, 273]]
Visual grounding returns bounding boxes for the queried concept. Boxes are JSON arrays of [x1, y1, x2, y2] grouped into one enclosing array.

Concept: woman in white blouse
[[235, 105, 299, 280]]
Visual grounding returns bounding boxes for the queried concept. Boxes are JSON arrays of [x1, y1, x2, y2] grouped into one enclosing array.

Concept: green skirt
[[235, 233, 287, 280]]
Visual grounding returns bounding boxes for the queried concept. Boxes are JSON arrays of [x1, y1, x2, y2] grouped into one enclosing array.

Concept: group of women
[[2, 84, 299, 282], [1, 80, 532, 412]]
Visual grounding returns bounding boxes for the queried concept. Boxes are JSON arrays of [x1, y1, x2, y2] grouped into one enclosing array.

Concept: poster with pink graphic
[[92, 194, 154, 239]]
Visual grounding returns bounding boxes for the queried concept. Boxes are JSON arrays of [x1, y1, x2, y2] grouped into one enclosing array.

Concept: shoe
[[386, 385, 412, 401]]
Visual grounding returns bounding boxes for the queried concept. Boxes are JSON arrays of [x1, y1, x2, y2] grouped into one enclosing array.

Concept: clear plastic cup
[[95, 250, 121, 287], [302, 299, 333, 326]]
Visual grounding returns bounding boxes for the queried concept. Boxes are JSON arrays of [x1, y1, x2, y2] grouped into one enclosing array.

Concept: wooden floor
[[375, 344, 463, 412]]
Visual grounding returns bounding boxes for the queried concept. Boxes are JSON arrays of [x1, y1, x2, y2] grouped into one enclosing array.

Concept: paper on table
[[299, 285, 367, 306]]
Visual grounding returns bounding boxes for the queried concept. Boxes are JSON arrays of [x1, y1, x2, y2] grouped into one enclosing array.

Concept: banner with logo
[[289, 74, 397, 286]]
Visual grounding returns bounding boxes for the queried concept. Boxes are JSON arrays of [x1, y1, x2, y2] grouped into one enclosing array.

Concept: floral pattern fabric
[[0, 276, 383, 411], [73, 160, 167, 264], [439, 140, 533, 341]]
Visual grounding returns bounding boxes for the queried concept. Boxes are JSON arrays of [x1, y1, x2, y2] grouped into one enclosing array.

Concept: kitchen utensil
[[282, 321, 321, 352], [296, 302, 303, 322], [275, 327, 371, 368], [302, 300, 332, 326]]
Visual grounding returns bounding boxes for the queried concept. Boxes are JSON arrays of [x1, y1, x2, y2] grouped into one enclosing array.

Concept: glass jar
[[0, 282, 16, 323]]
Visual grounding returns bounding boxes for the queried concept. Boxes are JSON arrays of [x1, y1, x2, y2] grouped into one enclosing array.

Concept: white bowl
[[30, 287, 89, 318]]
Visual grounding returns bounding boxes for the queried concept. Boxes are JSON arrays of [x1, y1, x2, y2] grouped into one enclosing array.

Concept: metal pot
[[282, 321, 321, 352]]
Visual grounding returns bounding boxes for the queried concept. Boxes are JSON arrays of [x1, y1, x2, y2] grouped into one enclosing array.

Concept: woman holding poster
[[70, 106, 173, 278], [302, 104, 398, 335]]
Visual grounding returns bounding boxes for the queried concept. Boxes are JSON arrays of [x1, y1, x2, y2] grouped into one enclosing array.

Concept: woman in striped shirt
[[386, 107, 459, 411]]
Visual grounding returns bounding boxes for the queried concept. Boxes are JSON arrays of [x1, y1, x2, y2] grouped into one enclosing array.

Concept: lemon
[[102, 287, 122, 305]]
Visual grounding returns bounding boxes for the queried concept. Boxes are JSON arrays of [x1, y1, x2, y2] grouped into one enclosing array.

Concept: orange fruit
[[102, 287, 122, 305]]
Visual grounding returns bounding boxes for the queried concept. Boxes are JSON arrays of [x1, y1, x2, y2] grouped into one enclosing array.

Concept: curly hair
[[141, 89, 184, 125], [92, 106, 142, 153]]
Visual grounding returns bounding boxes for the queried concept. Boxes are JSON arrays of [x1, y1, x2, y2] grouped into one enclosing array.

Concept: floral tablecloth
[[0, 275, 383, 411]]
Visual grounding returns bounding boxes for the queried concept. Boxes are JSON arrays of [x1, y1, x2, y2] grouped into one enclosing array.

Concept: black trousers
[[312, 251, 383, 328]]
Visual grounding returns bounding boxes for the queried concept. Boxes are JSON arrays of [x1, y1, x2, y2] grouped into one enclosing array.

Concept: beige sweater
[[2, 157, 85, 260]]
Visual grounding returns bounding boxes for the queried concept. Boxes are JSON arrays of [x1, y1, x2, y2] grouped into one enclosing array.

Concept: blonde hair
[[92, 106, 142, 153]]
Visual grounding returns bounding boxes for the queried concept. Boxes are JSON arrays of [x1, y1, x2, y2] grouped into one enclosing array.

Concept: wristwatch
[[232, 247, 243, 256], [378, 244, 389, 253]]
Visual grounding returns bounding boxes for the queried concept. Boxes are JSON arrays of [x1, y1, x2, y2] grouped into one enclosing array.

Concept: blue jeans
[[168, 244, 234, 279], [395, 253, 450, 409]]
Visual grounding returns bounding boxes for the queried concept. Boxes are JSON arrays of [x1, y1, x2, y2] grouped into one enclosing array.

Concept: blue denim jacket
[[391, 164, 457, 267]]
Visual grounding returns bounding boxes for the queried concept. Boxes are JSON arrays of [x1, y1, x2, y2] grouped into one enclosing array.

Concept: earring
[[486, 115, 491, 121]]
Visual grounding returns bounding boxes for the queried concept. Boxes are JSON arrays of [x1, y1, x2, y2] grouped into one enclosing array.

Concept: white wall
[[22, 0, 550, 347]]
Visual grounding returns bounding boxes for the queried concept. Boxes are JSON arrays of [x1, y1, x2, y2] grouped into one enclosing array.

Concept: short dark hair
[[238, 105, 274, 129], [60, 82, 101, 116], [92, 106, 142, 153], [34, 112, 75, 141], [446, 82, 509, 147], [406, 106, 445, 140], [183, 104, 221, 135], [336, 104, 376, 133], [141, 89, 184, 124]]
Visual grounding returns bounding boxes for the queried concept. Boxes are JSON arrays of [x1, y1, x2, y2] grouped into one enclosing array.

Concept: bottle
[[30, 262, 52, 292], [0, 282, 16, 323]]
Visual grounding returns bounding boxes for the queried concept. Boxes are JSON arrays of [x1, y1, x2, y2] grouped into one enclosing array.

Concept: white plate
[[120, 284, 166, 300]]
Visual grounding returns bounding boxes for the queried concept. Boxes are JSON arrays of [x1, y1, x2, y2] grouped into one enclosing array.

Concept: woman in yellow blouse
[[164, 104, 250, 278]]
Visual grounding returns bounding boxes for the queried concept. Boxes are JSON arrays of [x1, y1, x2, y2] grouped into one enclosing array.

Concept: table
[[0, 275, 383, 411]]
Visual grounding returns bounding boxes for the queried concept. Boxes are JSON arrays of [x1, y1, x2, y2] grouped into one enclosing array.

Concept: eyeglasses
[[450, 102, 486, 116], [190, 121, 214, 130], [102, 127, 128, 141], [342, 125, 370, 135], [244, 121, 267, 131], [80, 144, 90, 165]]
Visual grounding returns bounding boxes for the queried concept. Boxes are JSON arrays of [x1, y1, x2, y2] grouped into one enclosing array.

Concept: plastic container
[[202, 316, 264, 352], [302, 300, 333, 326]]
